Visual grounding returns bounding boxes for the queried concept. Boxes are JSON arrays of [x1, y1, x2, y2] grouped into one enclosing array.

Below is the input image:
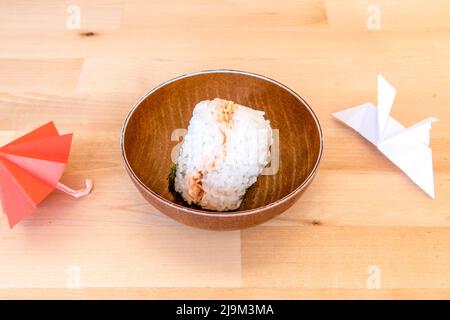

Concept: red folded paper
[[0, 122, 92, 228]]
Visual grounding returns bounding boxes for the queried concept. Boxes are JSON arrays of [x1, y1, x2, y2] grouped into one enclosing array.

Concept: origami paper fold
[[333, 74, 439, 198], [0, 122, 93, 228]]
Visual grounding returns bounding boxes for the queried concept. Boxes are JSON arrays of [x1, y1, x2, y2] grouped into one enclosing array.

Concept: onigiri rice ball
[[172, 98, 273, 211]]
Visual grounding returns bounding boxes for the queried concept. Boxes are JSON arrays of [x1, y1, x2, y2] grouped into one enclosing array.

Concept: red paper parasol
[[0, 122, 92, 228]]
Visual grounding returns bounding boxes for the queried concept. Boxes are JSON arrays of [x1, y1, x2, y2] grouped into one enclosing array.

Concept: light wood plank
[[122, 0, 328, 29], [242, 226, 450, 289], [0, 0, 123, 30], [0, 59, 83, 93], [2, 287, 450, 300], [325, 0, 450, 30]]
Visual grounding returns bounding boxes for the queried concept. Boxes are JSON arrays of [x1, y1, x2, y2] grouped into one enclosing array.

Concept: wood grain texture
[[0, 0, 449, 299]]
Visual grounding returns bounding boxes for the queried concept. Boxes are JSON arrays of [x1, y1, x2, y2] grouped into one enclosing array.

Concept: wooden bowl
[[121, 70, 323, 230]]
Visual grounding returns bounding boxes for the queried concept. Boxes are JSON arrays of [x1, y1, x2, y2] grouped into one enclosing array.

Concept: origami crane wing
[[0, 122, 92, 227], [378, 117, 439, 198], [333, 75, 439, 198]]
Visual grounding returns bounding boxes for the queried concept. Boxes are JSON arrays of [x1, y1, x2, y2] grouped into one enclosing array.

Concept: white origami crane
[[333, 75, 439, 198]]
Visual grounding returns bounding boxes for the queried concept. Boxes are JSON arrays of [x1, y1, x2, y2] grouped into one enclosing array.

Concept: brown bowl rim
[[120, 69, 324, 217]]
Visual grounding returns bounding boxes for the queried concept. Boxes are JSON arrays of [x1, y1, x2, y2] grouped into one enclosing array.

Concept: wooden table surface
[[0, 0, 449, 299]]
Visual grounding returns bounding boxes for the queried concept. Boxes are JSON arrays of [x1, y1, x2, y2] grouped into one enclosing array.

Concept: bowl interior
[[123, 71, 322, 212]]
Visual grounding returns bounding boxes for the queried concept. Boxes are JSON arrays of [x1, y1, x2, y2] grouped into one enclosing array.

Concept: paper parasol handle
[[56, 179, 93, 198]]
